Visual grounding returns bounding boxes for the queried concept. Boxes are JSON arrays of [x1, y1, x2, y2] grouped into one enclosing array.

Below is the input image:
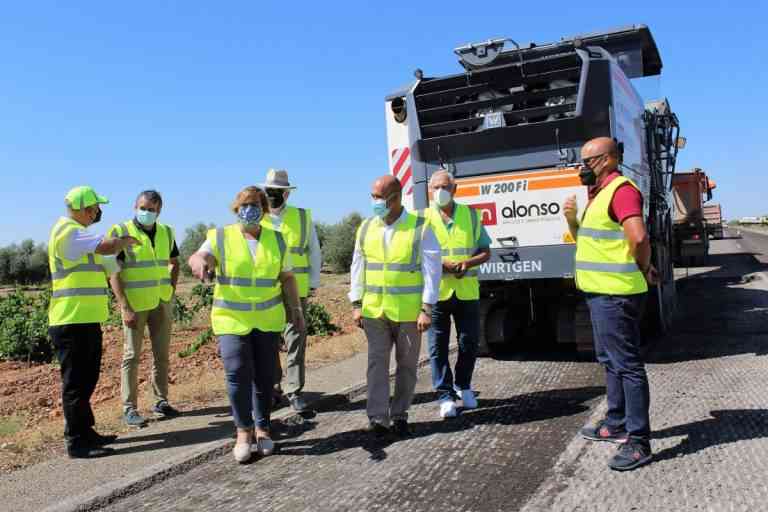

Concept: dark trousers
[[49, 323, 103, 447], [218, 329, 278, 429], [585, 293, 650, 441], [428, 294, 480, 401]]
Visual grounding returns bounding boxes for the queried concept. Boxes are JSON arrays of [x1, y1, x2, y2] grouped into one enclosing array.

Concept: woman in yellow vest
[[564, 137, 658, 472], [188, 186, 305, 464], [425, 170, 491, 419]]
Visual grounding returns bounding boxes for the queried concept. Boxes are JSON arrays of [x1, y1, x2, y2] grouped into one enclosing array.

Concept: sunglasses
[[581, 152, 609, 166]]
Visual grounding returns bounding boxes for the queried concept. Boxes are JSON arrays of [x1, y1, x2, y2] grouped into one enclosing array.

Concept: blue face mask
[[372, 198, 390, 219], [237, 204, 263, 226], [136, 209, 158, 226]]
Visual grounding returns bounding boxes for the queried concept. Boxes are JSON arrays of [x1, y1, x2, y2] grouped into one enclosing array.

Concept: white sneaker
[[439, 399, 458, 419], [255, 436, 275, 457], [459, 389, 478, 410], [233, 441, 252, 463]]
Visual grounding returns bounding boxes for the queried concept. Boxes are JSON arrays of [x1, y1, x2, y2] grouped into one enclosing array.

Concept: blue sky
[[1, 2, 765, 245]]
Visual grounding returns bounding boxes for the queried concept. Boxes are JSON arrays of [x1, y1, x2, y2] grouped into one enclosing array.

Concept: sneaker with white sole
[[439, 399, 458, 419], [459, 389, 478, 409]]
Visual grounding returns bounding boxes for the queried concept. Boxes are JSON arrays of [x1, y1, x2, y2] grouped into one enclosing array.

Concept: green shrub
[[178, 327, 214, 358], [179, 223, 215, 277], [304, 302, 339, 337], [172, 295, 195, 325], [190, 283, 214, 312], [0, 288, 53, 362], [323, 213, 362, 273]]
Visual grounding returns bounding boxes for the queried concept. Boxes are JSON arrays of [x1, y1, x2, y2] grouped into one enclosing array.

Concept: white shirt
[[348, 208, 442, 305], [198, 233, 293, 272], [268, 205, 322, 289], [57, 219, 119, 275]]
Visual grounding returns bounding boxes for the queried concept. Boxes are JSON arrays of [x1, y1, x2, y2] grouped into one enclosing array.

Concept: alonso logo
[[501, 200, 561, 219], [469, 202, 497, 226]]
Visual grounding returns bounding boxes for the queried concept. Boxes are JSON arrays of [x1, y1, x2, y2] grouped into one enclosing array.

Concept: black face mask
[[92, 207, 103, 224], [579, 165, 597, 186], [266, 189, 286, 209]]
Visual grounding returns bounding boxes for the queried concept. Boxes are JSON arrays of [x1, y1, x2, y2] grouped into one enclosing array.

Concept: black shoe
[[67, 444, 115, 459], [392, 419, 410, 438], [86, 429, 117, 446], [580, 419, 629, 444], [609, 439, 652, 471], [365, 422, 390, 438], [273, 389, 286, 409], [152, 401, 181, 419]]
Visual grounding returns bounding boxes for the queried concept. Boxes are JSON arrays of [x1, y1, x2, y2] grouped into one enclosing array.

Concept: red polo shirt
[[587, 170, 643, 224]]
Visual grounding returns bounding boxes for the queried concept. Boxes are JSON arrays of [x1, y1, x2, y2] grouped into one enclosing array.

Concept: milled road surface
[[102, 232, 768, 512], [105, 358, 604, 512]]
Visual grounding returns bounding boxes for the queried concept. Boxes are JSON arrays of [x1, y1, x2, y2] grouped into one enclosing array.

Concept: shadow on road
[[276, 386, 604, 460], [652, 409, 768, 463]]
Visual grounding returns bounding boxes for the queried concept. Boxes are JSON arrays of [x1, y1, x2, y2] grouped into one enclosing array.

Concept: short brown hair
[[230, 186, 270, 215]]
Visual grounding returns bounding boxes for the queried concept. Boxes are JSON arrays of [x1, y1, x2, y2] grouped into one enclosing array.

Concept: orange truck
[[702, 203, 724, 239], [672, 169, 715, 265]]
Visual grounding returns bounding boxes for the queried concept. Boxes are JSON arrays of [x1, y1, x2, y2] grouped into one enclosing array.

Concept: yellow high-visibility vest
[[358, 212, 426, 322], [208, 224, 287, 335], [575, 176, 648, 295], [261, 206, 312, 298], [109, 221, 174, 312], [48, 217, 109, 326], [427, 203, 481, 301]]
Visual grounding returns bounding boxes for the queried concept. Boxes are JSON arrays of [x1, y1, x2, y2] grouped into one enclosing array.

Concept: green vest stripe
[[51, 288, 109, 298]]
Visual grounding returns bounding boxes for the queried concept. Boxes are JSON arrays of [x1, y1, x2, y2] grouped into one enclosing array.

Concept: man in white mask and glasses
[[425, 170, 491, 419]]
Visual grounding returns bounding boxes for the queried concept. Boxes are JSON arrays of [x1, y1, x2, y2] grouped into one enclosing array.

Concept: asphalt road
[[100, 232, 768, 512]]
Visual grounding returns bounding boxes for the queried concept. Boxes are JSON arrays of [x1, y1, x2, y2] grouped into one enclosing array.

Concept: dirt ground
[[0, 272, 363, 474]]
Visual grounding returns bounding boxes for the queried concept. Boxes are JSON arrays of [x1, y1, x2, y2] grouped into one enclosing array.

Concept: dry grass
[[0, 272, 365, 474]]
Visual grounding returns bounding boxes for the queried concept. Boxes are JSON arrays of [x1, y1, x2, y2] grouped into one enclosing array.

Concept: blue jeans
[[428, 294, 480, 401], [218, 329, 279, 429], [585, 293, 650, 441]]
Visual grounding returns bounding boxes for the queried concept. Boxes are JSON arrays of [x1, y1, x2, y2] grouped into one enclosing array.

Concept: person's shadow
[[277, 386, 605, 461], [652, 409, 768, 462]]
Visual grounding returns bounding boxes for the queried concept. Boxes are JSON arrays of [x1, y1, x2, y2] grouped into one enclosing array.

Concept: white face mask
[[434, 188, 453, 207]]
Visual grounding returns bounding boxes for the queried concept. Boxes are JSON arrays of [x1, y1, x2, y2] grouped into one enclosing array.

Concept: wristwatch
[[421, 303, 433, 315], [351, 300, 362, 309]]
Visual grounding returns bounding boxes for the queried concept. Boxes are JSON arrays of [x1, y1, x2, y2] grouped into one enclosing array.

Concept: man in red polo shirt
[[563, 136, 658, 471]]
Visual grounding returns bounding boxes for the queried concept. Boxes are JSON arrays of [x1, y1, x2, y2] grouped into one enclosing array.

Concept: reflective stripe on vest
[[574, 176, 648, 295], [261, 206, 312, 298], [111, 221, 174, 312], [428, 204, 481, 301], [359, 212, 426, 322], [47, 217, 109, 326], [208, 225, 287, 335]]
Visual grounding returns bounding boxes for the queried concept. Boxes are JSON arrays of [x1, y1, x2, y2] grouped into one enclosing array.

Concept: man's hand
[[352, 308, 363, 329], [644, 264, 659, 286], [563, 195, 579, 224], [454, 261, 468, 279], [442, 261, 456, 274], [122, 306, 138, 329], [417, 311, 431, 333]]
